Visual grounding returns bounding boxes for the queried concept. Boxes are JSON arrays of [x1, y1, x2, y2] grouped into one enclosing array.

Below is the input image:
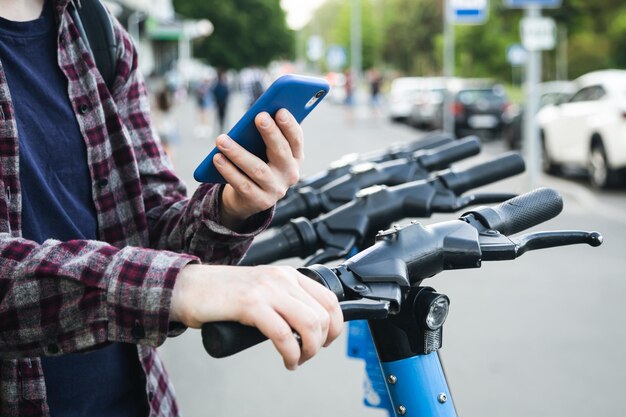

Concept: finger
[[297, 276, 343, 347], [213, 153, 270, 208], [275, 109, 304, 161], [251, 307, 302, 370], [281, 290, 329, 364], [255, 113, 299, 171], [214, 139, 277, 192], [273, 296, 324, 366]]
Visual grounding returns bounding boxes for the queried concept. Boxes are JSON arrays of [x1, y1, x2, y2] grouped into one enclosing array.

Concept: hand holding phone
[[215, 109, 304, 227], [194, 74, 329, 226], [193, 74, 330, 184]]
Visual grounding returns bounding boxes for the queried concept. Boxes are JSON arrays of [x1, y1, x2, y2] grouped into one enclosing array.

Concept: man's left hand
[[214, 108, 303, 229]]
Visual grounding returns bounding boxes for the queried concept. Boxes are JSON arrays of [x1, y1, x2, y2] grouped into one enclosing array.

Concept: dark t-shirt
[[0, 2, 147, 416]]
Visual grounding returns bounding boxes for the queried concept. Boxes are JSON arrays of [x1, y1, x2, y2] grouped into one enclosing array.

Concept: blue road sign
[[326, 45, 347, 71], [450, 0, 489, 24], [505, 0, 561, 8], [506, 43, 528, 66]]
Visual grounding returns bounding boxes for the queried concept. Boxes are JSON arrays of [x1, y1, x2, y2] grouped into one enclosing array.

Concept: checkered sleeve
[[108, 18, 272, 265], [0, 234, 197, 359]]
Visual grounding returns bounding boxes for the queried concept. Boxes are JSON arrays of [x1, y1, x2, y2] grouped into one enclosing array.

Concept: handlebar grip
[[202, 322, 268, 358], [440, 152, 525, 195], [240, 219, 318, 266], [271, 194, 309, 227], [240, 227, 294, 266], [465, 187, 563, 236], [419, 136, 481, 171]]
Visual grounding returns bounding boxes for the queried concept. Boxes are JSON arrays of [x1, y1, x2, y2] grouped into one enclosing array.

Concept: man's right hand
[[169, 264, 343, 370]]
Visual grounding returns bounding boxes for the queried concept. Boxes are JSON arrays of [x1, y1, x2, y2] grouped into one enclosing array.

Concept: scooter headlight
[[425, 295, 450, 330]]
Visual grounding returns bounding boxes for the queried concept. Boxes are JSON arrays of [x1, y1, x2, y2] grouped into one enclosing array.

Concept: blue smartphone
[[193, 74, 330, 183]]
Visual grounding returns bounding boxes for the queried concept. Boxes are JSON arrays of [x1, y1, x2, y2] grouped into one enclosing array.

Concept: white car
[[407, 77, 446, 129], [388, 77, 424, 122], [537, 70, 626, 188]]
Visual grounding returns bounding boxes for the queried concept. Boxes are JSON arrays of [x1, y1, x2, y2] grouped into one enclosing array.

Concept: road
[[158, 90, 626, 417]]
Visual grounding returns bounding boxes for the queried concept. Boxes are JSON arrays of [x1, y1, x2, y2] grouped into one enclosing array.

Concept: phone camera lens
[[315, 90, 325, 98]]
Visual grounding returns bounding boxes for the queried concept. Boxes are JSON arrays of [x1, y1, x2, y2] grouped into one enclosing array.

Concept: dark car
[[449, 84, 509, 140], [503, 81, 575, 150]]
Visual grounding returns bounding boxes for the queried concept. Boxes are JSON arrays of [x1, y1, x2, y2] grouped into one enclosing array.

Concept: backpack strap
[[68, 0, 118, 91]]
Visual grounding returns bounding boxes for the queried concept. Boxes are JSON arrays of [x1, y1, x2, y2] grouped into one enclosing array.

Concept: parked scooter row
[[200, 131, 602, 417]]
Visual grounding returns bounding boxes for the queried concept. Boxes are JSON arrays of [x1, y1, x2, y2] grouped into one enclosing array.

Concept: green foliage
[[300, 0, 385, 71], [381, 0, 442, 75], [454, 4, 519, 80], [304, 0, 624, 82], [567, 33, 612, 78], [173, 0, 294, 69]]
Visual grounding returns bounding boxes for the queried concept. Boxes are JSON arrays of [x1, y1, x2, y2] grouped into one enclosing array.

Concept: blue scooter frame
[[349, 321, 456, 417]]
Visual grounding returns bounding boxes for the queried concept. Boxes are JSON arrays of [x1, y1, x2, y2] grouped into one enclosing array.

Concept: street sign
[[306, 36, 324, 62], [506, 43, 528, 66], [505, 0, 561, 9], [449, 0, 489, 25], [521, 16, 556, 51], [326, 45, 347, 71]]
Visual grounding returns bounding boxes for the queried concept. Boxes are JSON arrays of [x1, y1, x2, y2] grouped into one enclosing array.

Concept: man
[[212, 69, 229, 132], [0, 1, 343, 416]]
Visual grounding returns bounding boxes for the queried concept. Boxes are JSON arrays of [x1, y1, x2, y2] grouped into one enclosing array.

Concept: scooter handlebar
[[418, 136, 481, 171], [439, 152, 525, 195], [463, 187, 563, 236], [202, 189, 599, 359]]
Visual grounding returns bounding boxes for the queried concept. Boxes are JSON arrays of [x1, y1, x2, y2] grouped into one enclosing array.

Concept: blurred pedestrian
[[343, 69, 355, 124], [212, 69, 230, 132], [240, 66, 266, 108], [368, 69, 383, 118], [153, 87, 179, 161], [194, 76, 215, 137]]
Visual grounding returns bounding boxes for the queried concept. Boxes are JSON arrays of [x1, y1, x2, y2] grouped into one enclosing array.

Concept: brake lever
[[304, 230, 357, 266], [305, 247, 351, 266], [513, 230, 603, 256], [480, 230, 603, 261]]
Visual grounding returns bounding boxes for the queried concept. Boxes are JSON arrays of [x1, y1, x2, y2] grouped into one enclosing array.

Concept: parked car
[[388, 77, 425, 122], [407, 77, 446, 130], [503, 81, 576, 150], [537, 69, 626, 188], [435, 80, 510, 140]]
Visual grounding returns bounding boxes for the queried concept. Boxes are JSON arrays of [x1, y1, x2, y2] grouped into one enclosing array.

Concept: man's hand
[[214, 108, 303, 228], [170, 264, 343, 370]]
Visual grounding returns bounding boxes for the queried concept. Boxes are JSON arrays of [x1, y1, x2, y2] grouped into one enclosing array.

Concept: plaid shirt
[[0, 1, 270, 416]]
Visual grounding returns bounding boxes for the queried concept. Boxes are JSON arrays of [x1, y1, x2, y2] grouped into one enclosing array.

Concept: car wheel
[[589, 142, 618, 189], [541, 134, 560, 175]]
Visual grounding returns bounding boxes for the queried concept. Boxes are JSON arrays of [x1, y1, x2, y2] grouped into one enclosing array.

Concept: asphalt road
[[158, 91, 626, 417]]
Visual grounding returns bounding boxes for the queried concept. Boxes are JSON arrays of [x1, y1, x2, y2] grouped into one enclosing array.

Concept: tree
[[299, 0, 384, 72], [173, 0, 294, 69], [452, 2, 520, 80], [382, 0, 443, 75]]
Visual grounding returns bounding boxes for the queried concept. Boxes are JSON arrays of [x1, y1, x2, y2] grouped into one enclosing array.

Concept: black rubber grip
[[271, 194, 309, 227], [419, 136, 481, 171], [202, 322, 268, 358], [468, 187, 563, 236], [239, 227, 296, 266], [440, 152, 525, 194]]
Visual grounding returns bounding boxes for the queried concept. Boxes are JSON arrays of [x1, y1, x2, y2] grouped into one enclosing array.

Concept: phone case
[[193, 74, 330, 183]]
